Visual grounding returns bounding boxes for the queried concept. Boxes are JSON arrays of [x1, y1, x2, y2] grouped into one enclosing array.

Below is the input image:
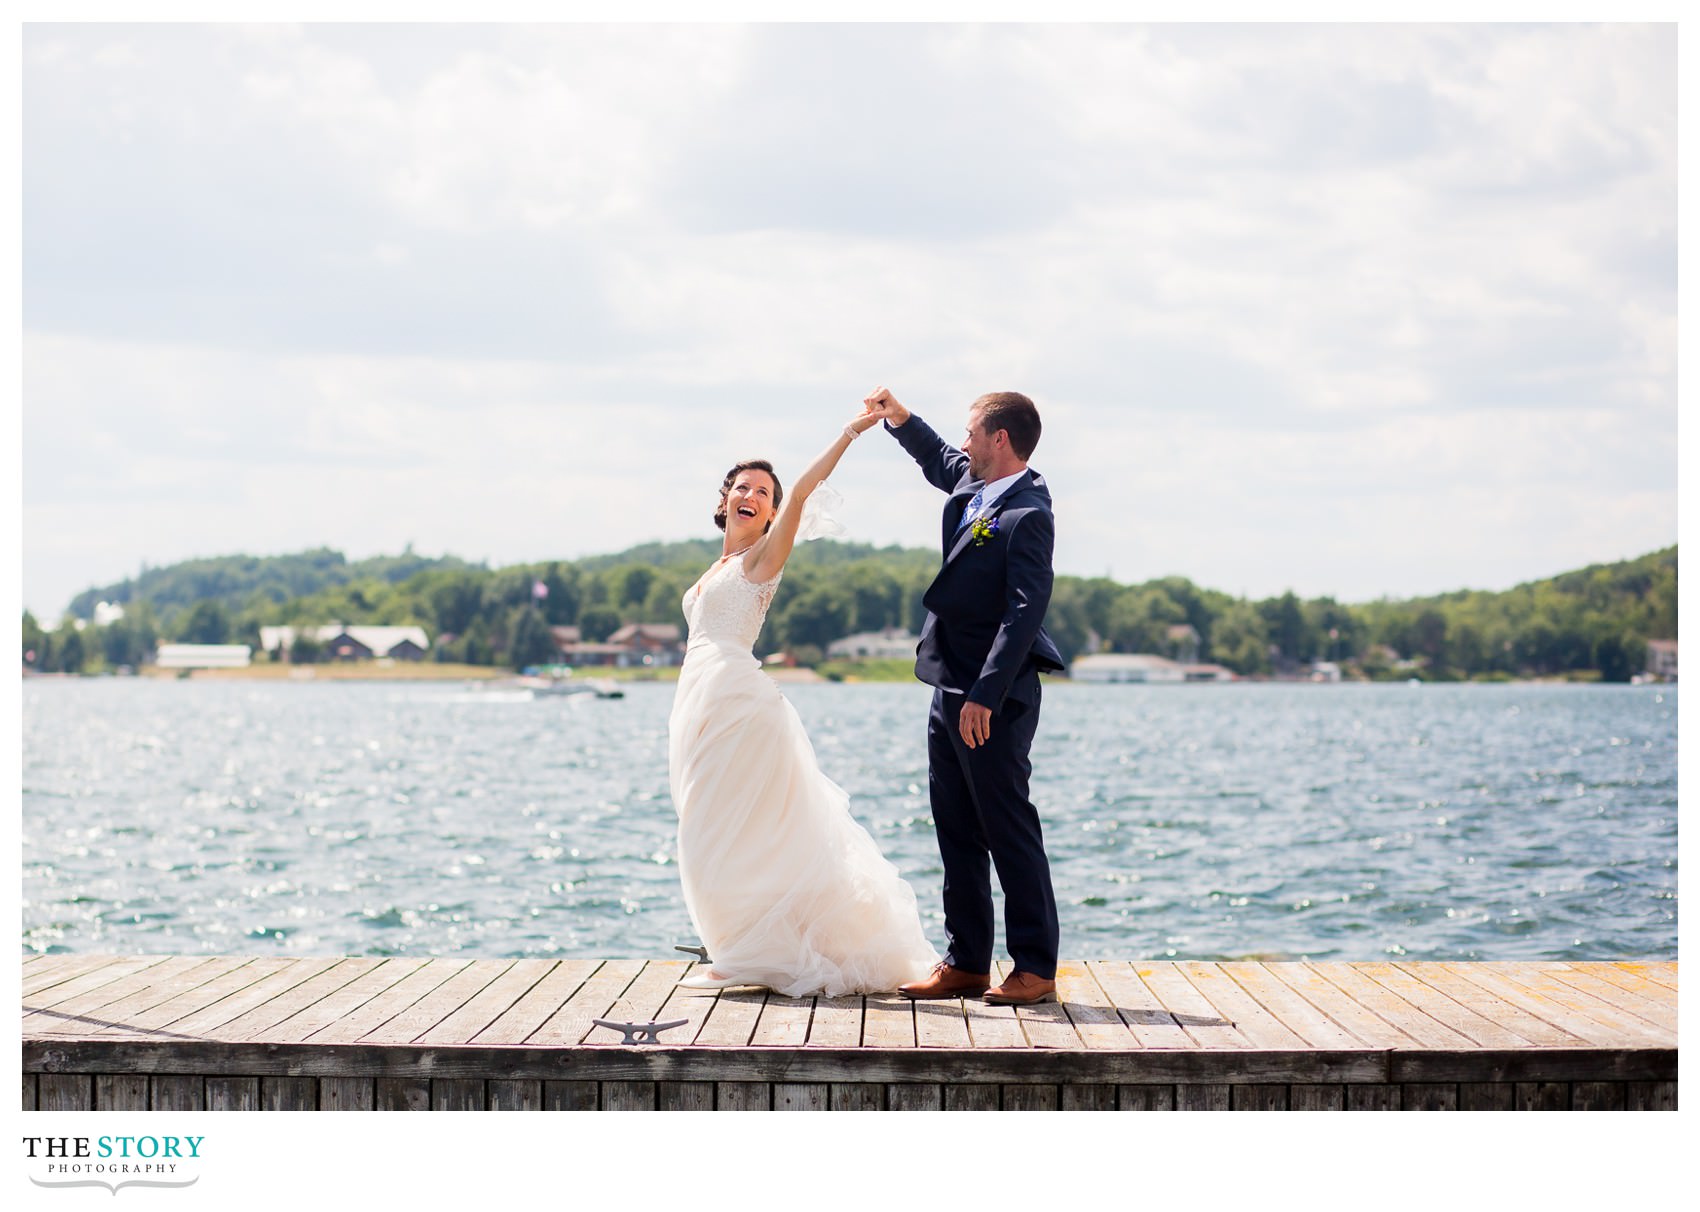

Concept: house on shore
[[1646, 639, 1678, 682], [607, 623, 685, 668], [827, 628, 920, 661], [1070, 653, 1235, 683], [547, 625, 627, 668], [259, 625, 431, 662]]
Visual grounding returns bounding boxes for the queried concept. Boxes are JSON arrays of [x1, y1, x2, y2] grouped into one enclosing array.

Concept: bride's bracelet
[[843, 423, 863, 441]]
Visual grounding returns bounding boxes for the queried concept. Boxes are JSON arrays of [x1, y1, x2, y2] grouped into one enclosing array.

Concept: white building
[[155, 644, 252, 669], [827, 628, 920, 660], [1069, 653, 1187, 683]]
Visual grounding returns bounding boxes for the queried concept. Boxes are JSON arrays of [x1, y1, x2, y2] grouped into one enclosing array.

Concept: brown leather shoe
[[898, 961, 991, 1000], [983, 971, 1057, 1006]]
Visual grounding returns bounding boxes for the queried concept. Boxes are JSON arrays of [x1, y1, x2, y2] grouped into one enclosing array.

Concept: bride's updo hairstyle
[[715, 459, 784, 533]]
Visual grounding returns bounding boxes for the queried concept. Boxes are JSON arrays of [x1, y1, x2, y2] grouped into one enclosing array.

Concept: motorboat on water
[[513, 672, 624, 699]]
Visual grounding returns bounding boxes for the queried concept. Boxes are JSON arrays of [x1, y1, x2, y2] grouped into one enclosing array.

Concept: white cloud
[[21, 22, 1675, 616]]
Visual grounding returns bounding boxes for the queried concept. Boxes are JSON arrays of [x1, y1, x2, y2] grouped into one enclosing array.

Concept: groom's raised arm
[[863, 387, 968, 493]]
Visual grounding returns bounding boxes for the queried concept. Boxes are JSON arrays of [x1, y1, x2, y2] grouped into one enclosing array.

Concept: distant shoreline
[[20, 665, 1664, 688]]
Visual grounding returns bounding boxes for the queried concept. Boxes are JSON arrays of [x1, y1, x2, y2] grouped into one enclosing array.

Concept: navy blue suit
[[888, 413, 1063, 979]]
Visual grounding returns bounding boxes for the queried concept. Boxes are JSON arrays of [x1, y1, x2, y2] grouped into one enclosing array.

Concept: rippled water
[[21, 679, 1676, 962]]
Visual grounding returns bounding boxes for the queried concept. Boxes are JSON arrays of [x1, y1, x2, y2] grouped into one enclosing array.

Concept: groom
[[862, 386, 1066, 1006]]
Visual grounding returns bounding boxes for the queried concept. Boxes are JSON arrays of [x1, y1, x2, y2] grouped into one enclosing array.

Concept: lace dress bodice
[[682, 557, 782, 653]]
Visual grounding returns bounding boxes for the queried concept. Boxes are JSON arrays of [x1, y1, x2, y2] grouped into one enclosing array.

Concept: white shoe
[[679, 971, 763, 990]]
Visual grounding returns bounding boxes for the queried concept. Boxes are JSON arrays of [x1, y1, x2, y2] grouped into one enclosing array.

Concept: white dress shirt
[[960, 469, 1028, 529]]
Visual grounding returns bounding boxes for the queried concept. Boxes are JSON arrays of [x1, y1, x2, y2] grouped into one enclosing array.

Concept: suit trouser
[[927, 687, 1059, 979]]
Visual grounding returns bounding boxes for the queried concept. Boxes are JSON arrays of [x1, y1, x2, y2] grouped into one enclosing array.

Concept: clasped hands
[[861, 385, 911, 428]]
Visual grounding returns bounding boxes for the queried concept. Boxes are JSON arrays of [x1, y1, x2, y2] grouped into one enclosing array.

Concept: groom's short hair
[[972, 392, 1041, 460]]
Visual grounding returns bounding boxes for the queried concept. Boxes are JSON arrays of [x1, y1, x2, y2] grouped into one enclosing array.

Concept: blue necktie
[[956, 487, 985, 532]]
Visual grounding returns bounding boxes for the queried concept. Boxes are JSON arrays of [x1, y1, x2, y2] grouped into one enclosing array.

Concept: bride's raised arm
[[744, 410, 881, 583]]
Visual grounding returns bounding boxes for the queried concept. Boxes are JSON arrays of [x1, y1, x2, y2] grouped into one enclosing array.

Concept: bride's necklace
[[692, 545, 755, 602]]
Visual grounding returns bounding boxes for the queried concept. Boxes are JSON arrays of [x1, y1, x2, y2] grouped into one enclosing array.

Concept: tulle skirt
[[667, 639, 939, 996]]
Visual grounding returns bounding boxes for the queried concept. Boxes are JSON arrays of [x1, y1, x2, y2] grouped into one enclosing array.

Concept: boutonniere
[[968, 515, 1000, 547]]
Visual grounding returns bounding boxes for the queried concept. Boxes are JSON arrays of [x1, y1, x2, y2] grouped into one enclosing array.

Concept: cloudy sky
[[21, 21, 1676, 619]]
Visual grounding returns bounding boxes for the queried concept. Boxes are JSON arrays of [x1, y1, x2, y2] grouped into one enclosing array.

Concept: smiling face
[[714, 461, 783, 538]]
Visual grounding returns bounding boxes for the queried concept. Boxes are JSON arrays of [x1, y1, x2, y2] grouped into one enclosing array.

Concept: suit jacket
[[888, 414, 1066, 711]]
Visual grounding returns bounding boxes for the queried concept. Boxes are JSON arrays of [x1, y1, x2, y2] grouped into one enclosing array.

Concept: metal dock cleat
[[592, 1018, 689, 1045], [675, 944, 710, 963]]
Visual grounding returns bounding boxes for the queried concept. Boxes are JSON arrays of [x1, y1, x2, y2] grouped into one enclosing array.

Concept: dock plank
[[1485, 963, 1672, 1046], [689, 987, 768, 1048], [1308, 964, 1477, 1050], [95, 1073, 149, 1110], [806, 995, 863, 1047], [23, 954, 123, 997], [528, 959, 645, 1047], [56, 956, 243, 1035], [1219, 963, 1363, 1050], [360, 959, 520, 1045], [1087, 961, 1189, 1049], [206, 1077, 260, 1111], [1135, 962, 1254, 1049], [1434, 964, 1664, 1049], [586, 960, 695, 1045], [1586, 963, 1679, 1008], [961, 994, 1028, 1050], [218, 958, 389, 1042], [1622, 961, 1676, 991], [861, 993, 917, 1049], [1055, 961, 1138, 1051], [26, 955, 220, 1035], [774, 1082, 830, 1110], [1263, 962, 1426, 1049], [96, 958, 294, 1038], [20, 952, 77, 978], [1541, 965, 1677, 1033], [1353, 962, 1533, 1048], [1176, 962, 1309, 1048], [307, 958, 474, 1044], [473, 959, 601, 1045], [260, 958, 434, 1045], [1173, 963, 1309, 1050], [153, 957, 344, 1039], [752, 993, 818, 1047], [416, 959, 562, 1045], [21, 955, 173, 1023], [1395, 963, 1585, 1048], [913, 998, 972, 1048]]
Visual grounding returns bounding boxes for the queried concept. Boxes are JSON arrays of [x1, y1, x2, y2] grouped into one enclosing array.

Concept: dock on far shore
[[22, 954, 1675, 1112]]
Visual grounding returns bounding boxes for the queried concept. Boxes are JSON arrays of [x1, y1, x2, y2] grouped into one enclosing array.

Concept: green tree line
[[24, 543, 1676, 682]]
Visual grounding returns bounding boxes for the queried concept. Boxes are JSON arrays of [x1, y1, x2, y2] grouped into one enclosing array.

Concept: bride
[[668, 411, 940, 996]]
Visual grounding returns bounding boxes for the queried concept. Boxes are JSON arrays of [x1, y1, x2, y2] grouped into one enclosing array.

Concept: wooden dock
[[21, 954, 1675, 1111]]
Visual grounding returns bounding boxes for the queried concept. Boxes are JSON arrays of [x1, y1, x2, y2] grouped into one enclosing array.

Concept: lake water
[[21, 678, 1677, 963]]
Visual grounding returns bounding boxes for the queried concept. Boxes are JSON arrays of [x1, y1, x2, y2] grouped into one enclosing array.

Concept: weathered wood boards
[[21, 957, 1675, 1111]]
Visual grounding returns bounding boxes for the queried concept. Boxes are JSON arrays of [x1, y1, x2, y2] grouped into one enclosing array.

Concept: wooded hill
[[26, 543, 1676, 682]]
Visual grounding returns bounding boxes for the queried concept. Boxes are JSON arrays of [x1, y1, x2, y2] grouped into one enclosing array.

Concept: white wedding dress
[[668, 554, 940, 997]]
